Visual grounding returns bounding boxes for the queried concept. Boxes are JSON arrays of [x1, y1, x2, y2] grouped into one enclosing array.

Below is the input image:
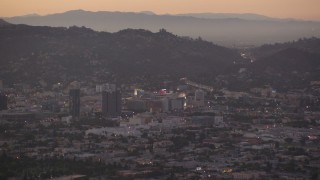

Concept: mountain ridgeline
[[0, 20, 319, 91], [245, 38, 320, 91], [4, 10, 320, 46], [251, 37, 320, 74], [0, 20, 242, 85]]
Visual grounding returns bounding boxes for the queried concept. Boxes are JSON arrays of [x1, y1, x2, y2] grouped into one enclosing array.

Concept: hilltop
[[4, 10, 320, 46], [0, 20, 241, 85]]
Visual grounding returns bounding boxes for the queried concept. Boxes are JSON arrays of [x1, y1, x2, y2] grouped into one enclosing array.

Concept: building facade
[[0, 93, 7, 111], [102, 90, 121, 117], [69, 89, 80, 117]]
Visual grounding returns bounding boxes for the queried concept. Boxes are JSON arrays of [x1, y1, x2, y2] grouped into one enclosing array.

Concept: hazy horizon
[[1, 9, 314, 22], [1, 0, 320, 21]]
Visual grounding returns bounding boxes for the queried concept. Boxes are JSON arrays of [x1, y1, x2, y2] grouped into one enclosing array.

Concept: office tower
[[0, 93, 7, 111], [102, 90, 121, 117], [69, 89, 80, 117]]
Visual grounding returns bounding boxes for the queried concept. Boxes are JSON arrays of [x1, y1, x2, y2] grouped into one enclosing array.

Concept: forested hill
[[0, 20, 242, 85]]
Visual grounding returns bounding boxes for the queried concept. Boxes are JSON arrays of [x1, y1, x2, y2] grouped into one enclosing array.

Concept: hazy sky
[[1, 0, 320, 20]]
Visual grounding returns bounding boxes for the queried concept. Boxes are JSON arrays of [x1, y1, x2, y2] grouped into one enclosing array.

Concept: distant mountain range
[[4, 10, 320, 46], [0, 19, 11, 26], [176, 13, 279, 21]]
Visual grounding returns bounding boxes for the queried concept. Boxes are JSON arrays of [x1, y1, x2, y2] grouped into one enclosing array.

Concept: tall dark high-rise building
[[0, 93, 8, 111], [102, 90, 121, 117], [69, 89, 80, 117]]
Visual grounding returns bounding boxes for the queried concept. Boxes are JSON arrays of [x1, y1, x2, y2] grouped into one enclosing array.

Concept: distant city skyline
[[1, 0, 320, 21]]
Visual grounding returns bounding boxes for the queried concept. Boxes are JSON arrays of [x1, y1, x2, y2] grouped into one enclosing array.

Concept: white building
[[96, 83, 116, 93]]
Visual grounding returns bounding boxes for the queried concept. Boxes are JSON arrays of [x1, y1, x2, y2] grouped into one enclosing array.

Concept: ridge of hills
[[0, 19, 12, 26], [244, 40, 320, 91], [0, 19, 319, 91], [0, 20, 241, 86], [176, 12, 278, 21], [250, 37, 320, 78], [251, 48, 320, 75], [251, 37, 320, 59], [4, 10, 320, 46]]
